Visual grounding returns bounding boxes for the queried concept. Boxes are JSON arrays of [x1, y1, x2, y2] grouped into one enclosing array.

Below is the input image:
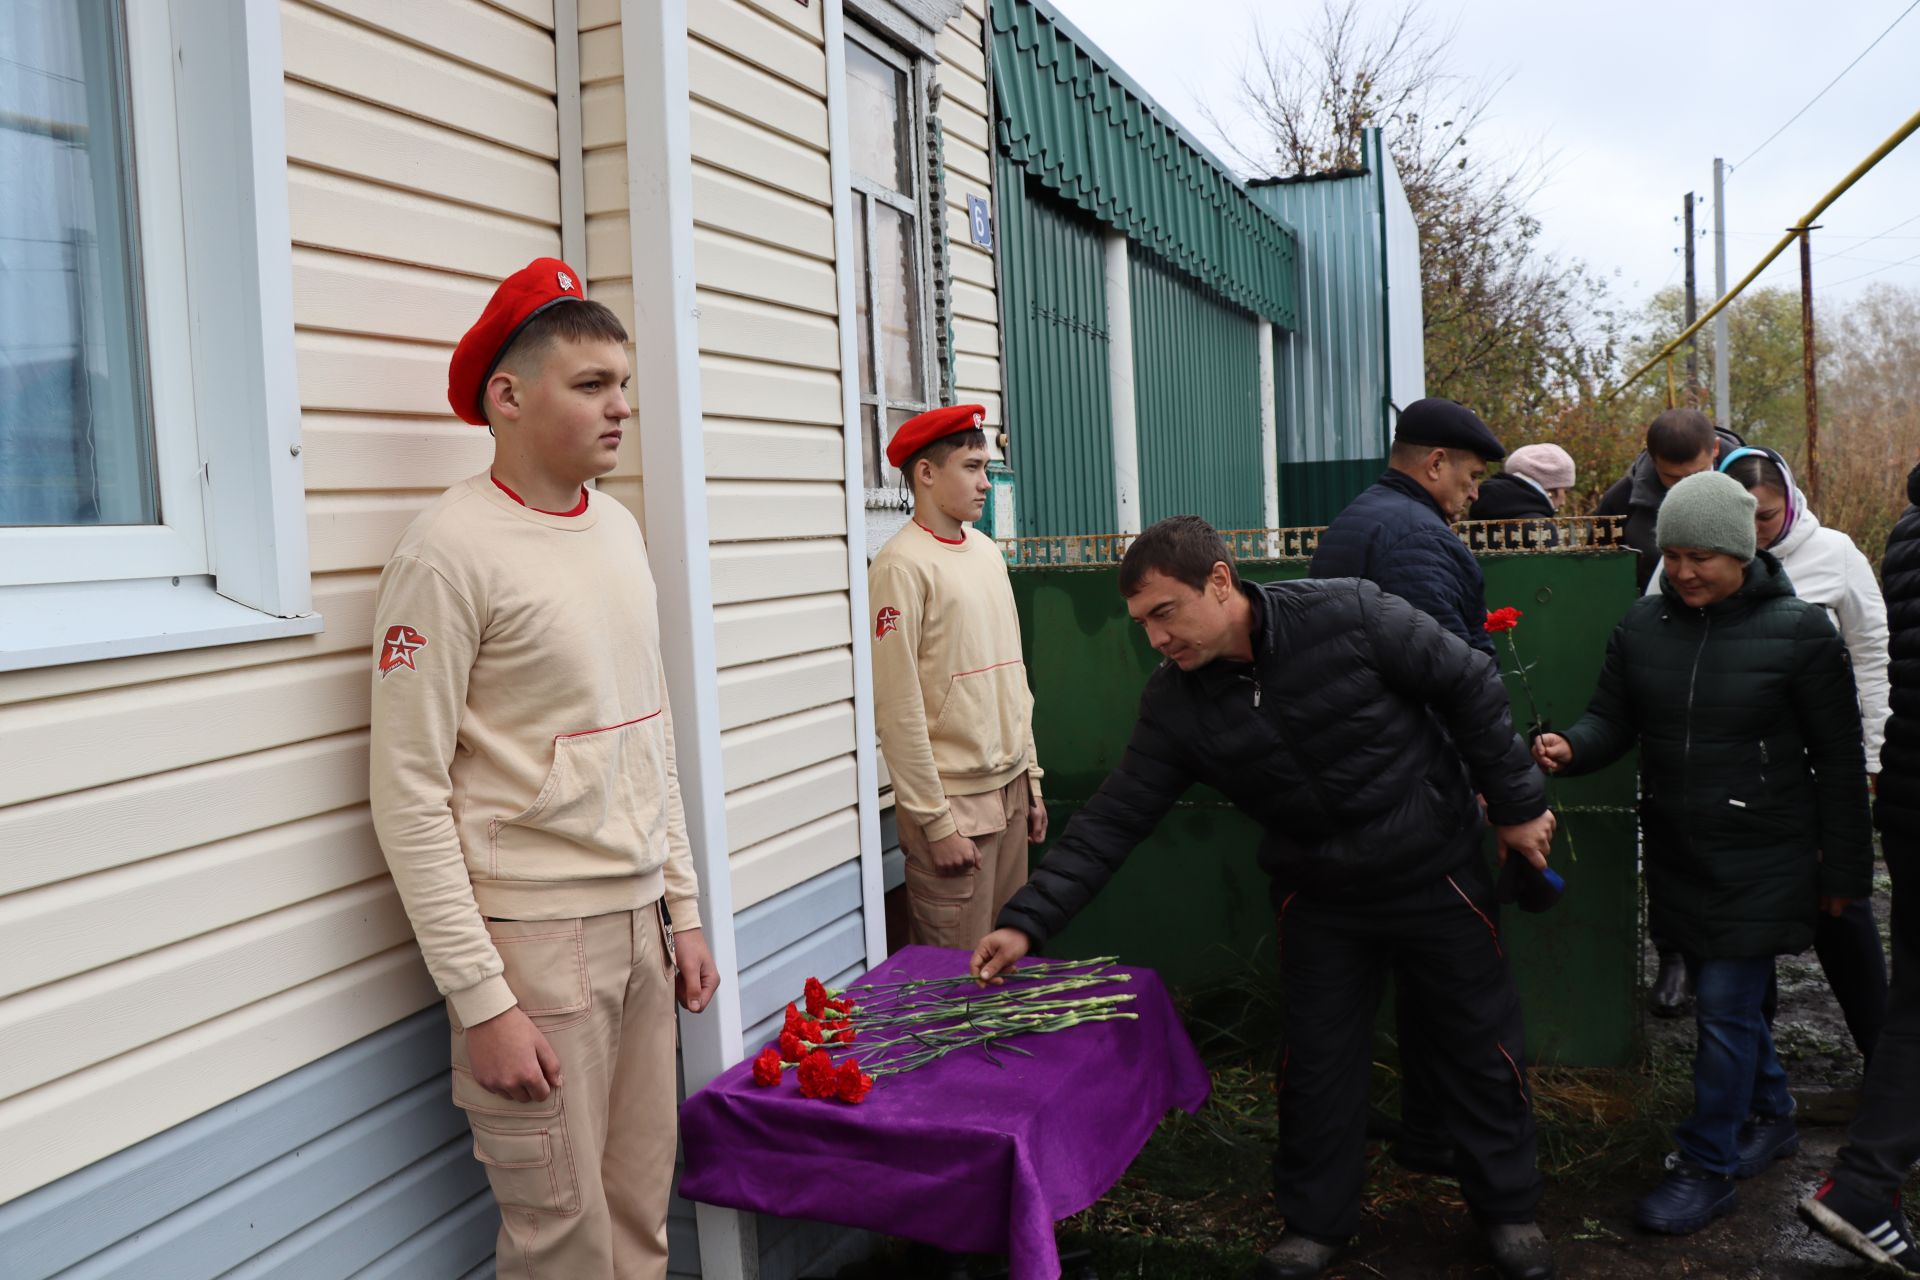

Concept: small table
[[678, 946, 1212, 1280]]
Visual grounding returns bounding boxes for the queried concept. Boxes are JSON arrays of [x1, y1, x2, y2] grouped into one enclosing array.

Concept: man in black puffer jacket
[[972, 517, 1558, 1280], [1801, 459, 1920, 1270]]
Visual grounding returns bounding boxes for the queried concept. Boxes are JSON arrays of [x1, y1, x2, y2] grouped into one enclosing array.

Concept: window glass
[[844, 40, 909, 196]]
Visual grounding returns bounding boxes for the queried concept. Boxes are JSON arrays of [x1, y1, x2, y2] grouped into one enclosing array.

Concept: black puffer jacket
[[1309, 469, 1495, 659], [1595, 427, 1747, 588], [1469, 472, 1556, 522], [997, 578, 1547, 945], [1468, 472, 1560, 549], [1559, 553, 1873, 958], [1878, 461, 1920, 838]]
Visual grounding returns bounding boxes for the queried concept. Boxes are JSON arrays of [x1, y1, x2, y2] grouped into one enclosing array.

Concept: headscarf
[[1717, 445, 1803, 549]]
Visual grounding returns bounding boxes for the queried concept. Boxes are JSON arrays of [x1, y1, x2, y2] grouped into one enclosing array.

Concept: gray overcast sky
[[1046, 0, 1920, 318]]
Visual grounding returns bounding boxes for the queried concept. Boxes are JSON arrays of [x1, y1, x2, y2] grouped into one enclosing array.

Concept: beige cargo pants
[[898, 774, 1033, 948], [449, 906, 678, 1280]]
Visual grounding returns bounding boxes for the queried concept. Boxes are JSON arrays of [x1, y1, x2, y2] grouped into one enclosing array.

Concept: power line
[[1730, 0, 1920, 173], [1832, 207, 1920, 254], [1819, 246, 1920, 289]]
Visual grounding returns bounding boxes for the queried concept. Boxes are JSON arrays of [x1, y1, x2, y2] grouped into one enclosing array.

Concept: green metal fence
[[1008, 528, 1642, 1066], [1130, 249, 1267, 529], [997, 157, 1118, 537]]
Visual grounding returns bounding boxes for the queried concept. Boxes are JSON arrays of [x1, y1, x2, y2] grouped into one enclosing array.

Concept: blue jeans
[[1674, 955, 1794, 1174]]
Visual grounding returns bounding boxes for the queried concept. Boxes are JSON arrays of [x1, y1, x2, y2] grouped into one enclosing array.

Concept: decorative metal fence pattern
[[1000, 515, 1629, 568]]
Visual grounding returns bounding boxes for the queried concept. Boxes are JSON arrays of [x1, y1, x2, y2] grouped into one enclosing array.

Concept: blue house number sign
[[966, 194, 993, 249]]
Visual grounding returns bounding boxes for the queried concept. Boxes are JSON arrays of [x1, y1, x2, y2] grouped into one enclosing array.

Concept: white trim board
[[619, 1, 756, 1274], [825, 0, 890, 975]]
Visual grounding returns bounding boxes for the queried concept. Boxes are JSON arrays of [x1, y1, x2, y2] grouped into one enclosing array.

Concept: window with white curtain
[[844, 25, 936, 500]]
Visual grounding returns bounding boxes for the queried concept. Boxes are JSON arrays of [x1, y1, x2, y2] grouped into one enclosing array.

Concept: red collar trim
[[914, 521, 967, 546], [493, 476, 589, 517]]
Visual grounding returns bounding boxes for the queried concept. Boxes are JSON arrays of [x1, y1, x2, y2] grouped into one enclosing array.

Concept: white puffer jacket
[[1650, 492, 1891, 770]]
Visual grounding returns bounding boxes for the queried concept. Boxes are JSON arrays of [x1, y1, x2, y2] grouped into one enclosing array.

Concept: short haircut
[[1723, 451, 1789, 495], [1389, 441, 1480, 469], [1119, 515, 1238, 596], [904, 428, 989, 490], [1645, 409, 1716, 463], [495, 299, 630, 381]]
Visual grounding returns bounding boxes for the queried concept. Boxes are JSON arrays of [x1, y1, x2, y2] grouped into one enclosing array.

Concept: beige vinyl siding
[[937, 3, 1002, 435], [580, 0, 863, 915], [0, 0, 563, 1203], [695, 0, 860, 912]]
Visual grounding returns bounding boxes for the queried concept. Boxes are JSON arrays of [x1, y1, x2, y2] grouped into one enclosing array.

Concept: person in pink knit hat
[[1471, 443, 1577, 521]]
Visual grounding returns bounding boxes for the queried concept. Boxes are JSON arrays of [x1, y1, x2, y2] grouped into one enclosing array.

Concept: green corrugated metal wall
[[1130, 249, 1265, 528], [1248, 131, 1422, 525], [997, 153, 1118, 536]]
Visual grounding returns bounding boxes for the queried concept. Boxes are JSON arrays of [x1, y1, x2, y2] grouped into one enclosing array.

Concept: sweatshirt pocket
[[927, 660, 1034, 775], [490, 711, 668, 878]]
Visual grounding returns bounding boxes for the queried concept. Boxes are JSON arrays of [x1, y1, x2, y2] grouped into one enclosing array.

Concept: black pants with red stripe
[[1273, 861, 1543, 1240]]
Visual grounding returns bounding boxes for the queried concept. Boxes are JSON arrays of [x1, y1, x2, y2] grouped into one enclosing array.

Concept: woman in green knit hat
[[1533, 470, 1873, 1237]]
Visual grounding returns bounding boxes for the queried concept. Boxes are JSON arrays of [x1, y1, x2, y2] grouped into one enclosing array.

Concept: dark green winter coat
[[1560, 552, 1873, 958]]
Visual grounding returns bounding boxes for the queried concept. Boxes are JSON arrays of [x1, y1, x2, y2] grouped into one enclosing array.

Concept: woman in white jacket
[[1652, 444, 1891, 1063]]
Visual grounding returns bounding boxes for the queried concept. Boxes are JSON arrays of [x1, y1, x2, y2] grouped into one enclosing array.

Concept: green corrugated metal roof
[[990, 0, 1299, 330]]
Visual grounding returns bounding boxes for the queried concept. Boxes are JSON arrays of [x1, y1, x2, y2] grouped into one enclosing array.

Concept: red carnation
[[798, 1049, 838, 1099], [804, 976, 831, 1018], [782, 1002, 805, 1037], [827, 997, 855, 1014], [1485, 606, 1523, 633], [778, 1030, 806, 1062], [832, 1025, 856, 1044], [834, 1059, 874, 1104], [800, 1018, 824, 1043], [752, 1047, 784, 1087]]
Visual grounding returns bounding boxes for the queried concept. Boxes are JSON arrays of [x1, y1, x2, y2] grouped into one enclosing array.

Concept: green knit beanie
[[1655, 470, 1757, 561]]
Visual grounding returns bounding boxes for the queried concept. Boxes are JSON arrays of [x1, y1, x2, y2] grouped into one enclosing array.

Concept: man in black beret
[[1309, 397, 1506, 659], [1305, 398, 1508, 1188]]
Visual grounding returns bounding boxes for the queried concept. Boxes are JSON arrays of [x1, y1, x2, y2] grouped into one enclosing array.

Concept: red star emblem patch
[[875, 607, 901, 639], [379, 624, 428, 677]]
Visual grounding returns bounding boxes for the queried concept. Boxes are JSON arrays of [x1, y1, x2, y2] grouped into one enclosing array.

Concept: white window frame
[[846, 24, 939, 509], [0, 0, 320, 671]]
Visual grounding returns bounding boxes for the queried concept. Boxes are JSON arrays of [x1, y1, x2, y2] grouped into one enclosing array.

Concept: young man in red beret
[[868, 405, 1046, 947], [369, 257, 718, 1279]]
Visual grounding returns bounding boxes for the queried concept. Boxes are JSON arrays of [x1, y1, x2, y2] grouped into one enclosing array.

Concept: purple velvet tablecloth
[[678, 945, 1211, 1280]]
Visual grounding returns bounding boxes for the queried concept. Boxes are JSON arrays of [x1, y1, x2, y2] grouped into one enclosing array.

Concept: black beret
[[1393, 398, 1506, 461]]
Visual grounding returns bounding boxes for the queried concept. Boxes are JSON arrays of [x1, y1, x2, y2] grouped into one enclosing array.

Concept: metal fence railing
[[998, 515, 1629, 568]]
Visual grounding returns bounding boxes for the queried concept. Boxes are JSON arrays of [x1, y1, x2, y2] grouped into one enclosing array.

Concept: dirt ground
[[840, 866, 1906, 1280]]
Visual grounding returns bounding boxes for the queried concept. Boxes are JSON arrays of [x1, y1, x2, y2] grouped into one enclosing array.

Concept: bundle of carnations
[[749, 959, 1137, 1104]]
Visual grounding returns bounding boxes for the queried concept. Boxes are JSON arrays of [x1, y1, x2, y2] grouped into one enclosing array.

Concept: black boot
[[1649, 948, 1691, 1018]]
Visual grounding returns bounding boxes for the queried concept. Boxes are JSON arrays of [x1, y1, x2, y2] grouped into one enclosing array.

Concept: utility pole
[[1683, 192, 1699, 402], [1799, 224, 1821, 509], [1712, 159, 1732, 426]]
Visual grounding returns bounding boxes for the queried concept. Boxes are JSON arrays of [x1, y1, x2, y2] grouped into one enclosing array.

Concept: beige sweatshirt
[[369, 473, 701, 1027], [868, 522, 1041, 843]]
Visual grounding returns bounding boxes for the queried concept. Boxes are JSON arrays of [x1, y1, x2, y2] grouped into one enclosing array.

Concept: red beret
[[447, 257, 587, 425], [885, 403, 988, 469]]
